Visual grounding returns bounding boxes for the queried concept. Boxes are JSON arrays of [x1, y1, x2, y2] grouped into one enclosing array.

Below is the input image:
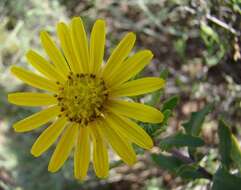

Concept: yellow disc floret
[[56, 72, 108, 125]]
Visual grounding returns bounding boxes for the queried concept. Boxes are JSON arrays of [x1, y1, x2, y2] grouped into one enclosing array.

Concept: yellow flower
[[8, 17, 165, 180]]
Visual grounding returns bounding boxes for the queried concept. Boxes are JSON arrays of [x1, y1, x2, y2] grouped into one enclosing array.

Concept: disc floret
[[56, 72, 108, 125]]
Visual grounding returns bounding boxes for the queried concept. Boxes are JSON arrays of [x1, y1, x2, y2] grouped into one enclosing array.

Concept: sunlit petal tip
[[56, 22, 64, 30], [142, 138, 154, 150], [13, 123, 42, 133], [152, 112, 164, 124], [159, 112, 164, 122], [161, 78, 166, 86], [95, 169, 109, 178], [127, 157, 137, 166], [25, 50, 37, 62], [74, 170, 89, 180], [7, 94, 14, 102], [144, 50, 153, 58], [97, 174, 109, 179], [25, 50, 34, 57], [127, 32, 136, 40], [30, 149, 40, 157], [48, 165, 58, 173], [58, 21, 68, 29], [75, 176, 87, 181], [95, 19, 106, 25], [13, 123, 34, 133], [146, 140, 154, 150], [94, 19, 106, 29], [71, 16, 81, 21], [58, 21, 65, 25], [71, 17, 85, 27], [136, 50, 153, 61], [39, 30, 47, 39], [92, 19, 106, 30], [10, 65, 18, 74], [13, 126, 24, 133]]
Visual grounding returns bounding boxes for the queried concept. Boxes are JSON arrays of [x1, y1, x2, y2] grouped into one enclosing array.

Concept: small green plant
[[150, 92, 241, 189]]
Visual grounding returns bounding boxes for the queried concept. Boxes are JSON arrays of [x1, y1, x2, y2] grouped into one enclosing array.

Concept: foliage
[[152, 105, 241, 189], [212, 167, 241, 190], [182, 104, 213, 136], [159, 133, 204, 151]]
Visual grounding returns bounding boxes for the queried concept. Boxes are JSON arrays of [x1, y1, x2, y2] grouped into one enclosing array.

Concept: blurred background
[[0, 0, 240, 189]]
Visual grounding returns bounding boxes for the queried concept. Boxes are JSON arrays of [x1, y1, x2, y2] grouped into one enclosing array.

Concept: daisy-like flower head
[[8, 17, 165, 180]]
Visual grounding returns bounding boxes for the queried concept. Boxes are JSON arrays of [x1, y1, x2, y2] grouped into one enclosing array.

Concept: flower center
[[56, 73, 108, 125]]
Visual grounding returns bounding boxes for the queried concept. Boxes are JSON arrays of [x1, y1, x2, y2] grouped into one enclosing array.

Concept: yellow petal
[[11, 66, 59, 93], [74, 126, 90, 180], [110, 77, 165, 97], [98, 119, 136, 165], [48, 123, 78, 172], [102, 32, 136, 80], [57, 22, 81, 73], [71, 17, 89, 73], [13, 105, 60, 132], [106, 50, 153, 87], [40, 31, 69, 76], [8, 92, 57, 107], [89, 19, 105, 74], [107, 100, 163, 123], [31, 117, 67, 157], [90, 123, 109, 178], [26, 50, 66, 83], [105, 113, 153, 149]]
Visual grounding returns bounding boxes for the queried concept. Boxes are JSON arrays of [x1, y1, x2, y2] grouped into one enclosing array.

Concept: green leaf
[[182, 104, 213, 136], [231, 135, 241, 171], [141, 122, 166, 138], [218, 119, 232, 169], [177, 164, 206, 180], [212, 167, 241, 190], [200, 22, 219, 44], [160, 109, 172, 126], [159, 133, 205, 151], [151, 153, 185, 172], [161, 95, 179, 112], [159, 68, 169, 80], [152, 109, 172, 137], [174, 37, 187, 59], [152, 154, 209, 180]]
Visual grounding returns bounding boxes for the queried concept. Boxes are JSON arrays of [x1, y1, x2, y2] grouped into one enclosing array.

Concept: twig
[[206, 14, 239, 35], [0, 167, 16, 187]]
